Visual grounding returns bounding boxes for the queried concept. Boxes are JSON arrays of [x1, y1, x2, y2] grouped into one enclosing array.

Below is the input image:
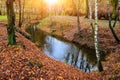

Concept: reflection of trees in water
[[65, 52, 70, 63], [84, 60, 90, 72], [82, 48, 97, 65], [26, 26, 97, 72], [71, 45, 79, 67], [79, 52, 84, 70], [65, 44, 97, 72], [45, 36, 54, 54], [79, 51, 92, 72], [26, 25, 46, 48]]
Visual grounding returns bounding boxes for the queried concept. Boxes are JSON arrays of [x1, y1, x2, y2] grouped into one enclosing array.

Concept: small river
[[26, 25, 98, 72]]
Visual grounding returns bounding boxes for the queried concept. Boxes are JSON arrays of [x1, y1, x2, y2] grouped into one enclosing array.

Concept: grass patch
[[0, 15, 7, 20], [38, 16, 72, 30], [0, 15, 19, 21], [38, 17, 51, 27], [38, 16, 75, 36]]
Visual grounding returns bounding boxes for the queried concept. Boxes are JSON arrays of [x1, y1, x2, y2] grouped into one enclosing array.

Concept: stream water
[[26, 26, 98, 72]]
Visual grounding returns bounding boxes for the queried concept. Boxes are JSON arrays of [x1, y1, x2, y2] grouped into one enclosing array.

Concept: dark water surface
[[26, 26, 98, 72]]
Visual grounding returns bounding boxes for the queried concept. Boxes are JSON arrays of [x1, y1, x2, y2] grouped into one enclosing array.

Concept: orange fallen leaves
[[0, 21, 120, 80]]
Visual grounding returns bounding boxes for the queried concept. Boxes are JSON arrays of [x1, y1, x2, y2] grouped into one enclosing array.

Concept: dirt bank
[[73, 27, 120, 54]]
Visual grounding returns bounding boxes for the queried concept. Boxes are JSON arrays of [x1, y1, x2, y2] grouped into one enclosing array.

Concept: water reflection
[[26, 26, 98, 72]]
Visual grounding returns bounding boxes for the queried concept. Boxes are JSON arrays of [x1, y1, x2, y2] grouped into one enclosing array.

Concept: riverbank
[[0, 23, 88, 80], [38, 16, 120, 54], [38, 16, 120, 79], [0, 16, 120, 79]]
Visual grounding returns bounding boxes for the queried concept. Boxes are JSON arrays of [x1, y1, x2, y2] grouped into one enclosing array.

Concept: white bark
[[94, 0, 99, 60], [107, 0, 110, 17], [88, 0, 94, 33], [88, 0, 92, 25], [94, 0, 103, 72]]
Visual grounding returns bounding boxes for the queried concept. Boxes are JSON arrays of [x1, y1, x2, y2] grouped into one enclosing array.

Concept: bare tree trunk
[[73, 0, 80, 32], [18, 0, 22, 28], [88, 0, 94, 34], [6, 0, 16, 45], [22, 0, 25, 23], [118, 0, 120, 10], [94, 0, 103, 72], [85, 0, 89, 18], [77, 10, 80, 32], [76, 0, 80, 32], [0, 0, 2, 15], [118, 0, 120, 24], [107, 0, 120, 43]]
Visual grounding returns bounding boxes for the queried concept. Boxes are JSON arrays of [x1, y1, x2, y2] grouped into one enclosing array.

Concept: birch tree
[[118, 0, 120, 10], [88, 0, 94, 34], [118, 0, 120, 21], [6, 0, 16, 45], [94, 0, 103, 72]]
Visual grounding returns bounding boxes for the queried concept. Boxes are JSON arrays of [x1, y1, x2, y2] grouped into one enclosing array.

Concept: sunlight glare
[[45, 0, 58, 6]]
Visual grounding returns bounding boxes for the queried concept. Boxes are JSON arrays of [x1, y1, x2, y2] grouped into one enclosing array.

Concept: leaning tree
[[107, 0, 120, 43]]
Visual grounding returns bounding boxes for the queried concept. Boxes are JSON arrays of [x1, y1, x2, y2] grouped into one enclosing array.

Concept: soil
[[0, 16, 120, 80]]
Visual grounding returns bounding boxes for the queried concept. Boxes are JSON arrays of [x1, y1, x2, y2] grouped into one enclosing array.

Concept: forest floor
[[0, 16, 120, 80]]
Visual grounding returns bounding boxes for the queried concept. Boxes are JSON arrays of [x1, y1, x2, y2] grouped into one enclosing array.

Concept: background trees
[[0, 0, 6, 15], [74, 0, 81, 32]]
